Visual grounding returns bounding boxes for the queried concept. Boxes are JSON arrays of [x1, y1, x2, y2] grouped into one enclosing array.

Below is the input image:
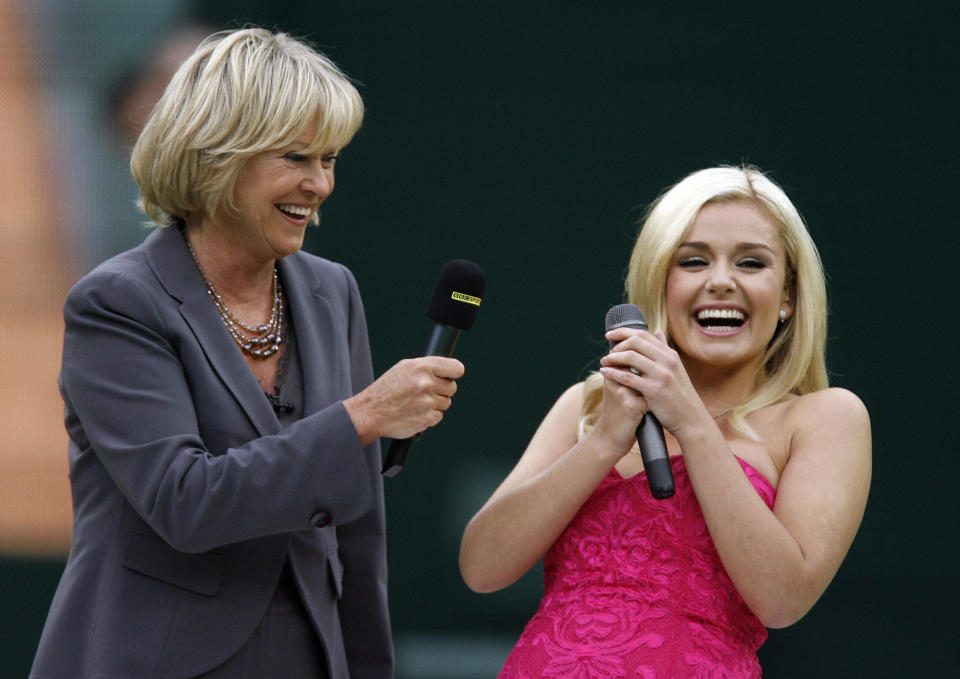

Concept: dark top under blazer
[[30, 226, 392, 679]]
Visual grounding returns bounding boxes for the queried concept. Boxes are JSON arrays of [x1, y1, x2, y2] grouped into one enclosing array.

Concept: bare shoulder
[[553, 381, 587, 416], [498, 382, 586, 485], [786, 387, 870, 430], [531, 381, 587, 448], [781, 388, 872, 483]]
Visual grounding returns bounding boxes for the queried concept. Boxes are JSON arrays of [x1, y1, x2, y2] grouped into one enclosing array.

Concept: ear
[[780, 274, 796, 320]]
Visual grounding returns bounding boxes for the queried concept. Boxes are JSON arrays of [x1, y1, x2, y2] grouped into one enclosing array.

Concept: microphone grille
[[605, 303, 648, 332], [427, 259, 486, 330]]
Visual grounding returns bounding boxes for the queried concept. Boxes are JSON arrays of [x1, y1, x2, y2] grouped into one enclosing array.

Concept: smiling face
[[665, 200, 794, 377], [211, 122, 339, 262]]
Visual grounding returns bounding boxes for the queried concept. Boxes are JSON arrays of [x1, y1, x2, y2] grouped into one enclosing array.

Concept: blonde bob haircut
[[581, 166, 828, 441], [131, 27, 364, 226]]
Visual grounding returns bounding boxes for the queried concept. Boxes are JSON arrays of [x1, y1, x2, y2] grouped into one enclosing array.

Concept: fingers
[[420, 356, 465, 379], [346, 357, 465, 443], [402, 357, 461, 403], [392, 359, 461, 436], [395, 358, 462, 405], [600, 345, 651, 377], [601, 327, 703, 437], [599, 364, 645, 392], [604, 325, 647, 344], [601, 327, 676, 377], [590, 365, 651, 454], [599, 362, 650, 420], [598, 326, 671, 415], [604, 326, 665, 355]]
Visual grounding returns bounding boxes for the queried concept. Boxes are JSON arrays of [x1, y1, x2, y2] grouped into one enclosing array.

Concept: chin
[[271, 234, 307, 258], [680, 337, 755, 366]]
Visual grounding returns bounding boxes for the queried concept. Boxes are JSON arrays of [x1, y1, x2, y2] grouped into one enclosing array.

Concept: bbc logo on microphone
[[451, 291, 482, 306]]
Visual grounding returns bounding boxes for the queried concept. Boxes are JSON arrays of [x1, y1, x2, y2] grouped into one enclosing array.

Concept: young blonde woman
[[460, 166, 871, 678]]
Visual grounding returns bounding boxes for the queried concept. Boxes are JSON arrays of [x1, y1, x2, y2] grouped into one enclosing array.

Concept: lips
[[694, 307, 747, 333], [276, 204, 314, 220]]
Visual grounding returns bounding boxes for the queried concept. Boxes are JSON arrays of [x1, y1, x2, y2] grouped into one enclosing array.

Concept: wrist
[[582, 425, 634, 466], [343, 393, 379, 446], [672, 406, 723, 453]]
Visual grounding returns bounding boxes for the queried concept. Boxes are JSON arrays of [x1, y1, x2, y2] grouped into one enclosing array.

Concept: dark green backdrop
[[7, 3, 958, 677]]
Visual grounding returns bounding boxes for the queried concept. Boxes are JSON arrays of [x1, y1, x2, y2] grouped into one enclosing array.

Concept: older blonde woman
[[460, 166, 871, 678], [31, 28, 462, 679]]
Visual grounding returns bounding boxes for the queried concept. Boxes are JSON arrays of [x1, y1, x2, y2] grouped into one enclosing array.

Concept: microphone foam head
[[605, 303, 648, 332], [428, 259, 486, 330]]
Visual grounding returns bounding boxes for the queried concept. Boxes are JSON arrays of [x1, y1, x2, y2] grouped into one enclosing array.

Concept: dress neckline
[[611, 454, 776, 506]]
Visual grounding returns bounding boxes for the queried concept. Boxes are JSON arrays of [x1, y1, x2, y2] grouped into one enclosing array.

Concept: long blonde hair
[[581, 166, 828, 441]]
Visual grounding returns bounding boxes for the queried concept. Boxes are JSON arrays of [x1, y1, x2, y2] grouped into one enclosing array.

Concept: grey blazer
[[30, 226, 392, 679]]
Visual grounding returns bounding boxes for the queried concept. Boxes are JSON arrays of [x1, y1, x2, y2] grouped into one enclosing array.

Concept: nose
[[706, 261, 736, 294], [301, 162, 335, 199]]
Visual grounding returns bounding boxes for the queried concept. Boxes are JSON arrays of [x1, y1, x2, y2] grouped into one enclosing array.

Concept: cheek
[[664, 273, 692, 310], [759, 274, 789, 308], [663, 278, 692, 335], [664, 272, 678, 303]]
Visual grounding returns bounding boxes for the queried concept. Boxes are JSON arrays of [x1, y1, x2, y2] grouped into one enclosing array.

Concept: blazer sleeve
[[335, 266, 394, 677], [60, 268, 378, 554]]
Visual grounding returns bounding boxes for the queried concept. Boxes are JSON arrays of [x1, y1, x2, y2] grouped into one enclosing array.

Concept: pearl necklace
[[187, 241, 285, 358]]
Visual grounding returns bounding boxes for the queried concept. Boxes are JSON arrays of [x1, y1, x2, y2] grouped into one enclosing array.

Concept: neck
[[183, 225, 286, 359], [184, 223, 276, 303], [682, 355, 764, 418]]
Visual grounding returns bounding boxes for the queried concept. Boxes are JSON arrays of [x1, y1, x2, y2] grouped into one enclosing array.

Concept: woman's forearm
[[459, 430, 621, 593]]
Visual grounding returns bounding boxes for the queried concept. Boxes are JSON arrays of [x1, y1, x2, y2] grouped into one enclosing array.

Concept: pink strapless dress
[[498, 455, 776, 679]]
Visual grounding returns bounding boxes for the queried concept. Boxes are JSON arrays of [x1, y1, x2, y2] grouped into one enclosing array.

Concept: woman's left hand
[[599, 327, 710, 437]]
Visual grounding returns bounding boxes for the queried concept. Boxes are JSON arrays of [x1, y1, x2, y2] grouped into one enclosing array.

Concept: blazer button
[[310, 511, 332, 528]]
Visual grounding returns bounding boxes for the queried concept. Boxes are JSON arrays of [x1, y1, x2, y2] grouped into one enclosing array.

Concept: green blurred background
[[4, 2, 957, 677]]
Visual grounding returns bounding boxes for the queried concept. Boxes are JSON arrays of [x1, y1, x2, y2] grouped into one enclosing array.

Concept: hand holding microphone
[[350, 356, 464, 442], [604, 304, 675, 499], [380, 259, 486, 477]]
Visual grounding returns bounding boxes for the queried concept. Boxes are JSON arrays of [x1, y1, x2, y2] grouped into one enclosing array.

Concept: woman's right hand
[[591, 329, 656, 459], [344, 356, 464, 445]]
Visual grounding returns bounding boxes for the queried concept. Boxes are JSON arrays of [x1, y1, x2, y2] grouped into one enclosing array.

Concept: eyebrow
[[678, 241, 777, 255]]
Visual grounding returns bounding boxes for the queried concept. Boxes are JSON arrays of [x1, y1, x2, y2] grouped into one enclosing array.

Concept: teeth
[[696, 308, 745, 321], [277, 204, 313, 217]]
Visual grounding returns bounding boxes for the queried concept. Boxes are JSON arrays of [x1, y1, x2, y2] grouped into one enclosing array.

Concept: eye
[[677, 256, 708, 268], [737, 257, 771, 270], [321, 153, 339, 169], [283, 152, 307, 163]]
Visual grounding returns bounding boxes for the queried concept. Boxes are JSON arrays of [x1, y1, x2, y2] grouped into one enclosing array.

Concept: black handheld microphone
[[381, 259, 486, 477], [604, 303, 675, 499]]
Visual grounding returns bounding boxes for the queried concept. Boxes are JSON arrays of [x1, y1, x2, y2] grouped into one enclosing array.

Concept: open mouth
[[276, 204, 313, 221], [695, 308, 746, 332]]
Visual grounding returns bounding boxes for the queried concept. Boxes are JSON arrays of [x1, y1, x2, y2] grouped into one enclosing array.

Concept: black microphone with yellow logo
[[382, 259, 486, 477]]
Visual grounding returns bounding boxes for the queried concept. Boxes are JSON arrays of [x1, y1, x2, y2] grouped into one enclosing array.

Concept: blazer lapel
[[279, 255, 344, 417], [143, 227, 281, 438]]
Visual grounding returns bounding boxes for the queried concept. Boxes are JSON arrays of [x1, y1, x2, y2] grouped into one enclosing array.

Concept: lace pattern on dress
[[498, 456, 775, 679]]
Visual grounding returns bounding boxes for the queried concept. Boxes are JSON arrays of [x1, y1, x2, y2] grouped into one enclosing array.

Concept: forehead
[[287, 121, 323, 148], [276, 119, 344, 152], [683, 200, 783, 251]]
